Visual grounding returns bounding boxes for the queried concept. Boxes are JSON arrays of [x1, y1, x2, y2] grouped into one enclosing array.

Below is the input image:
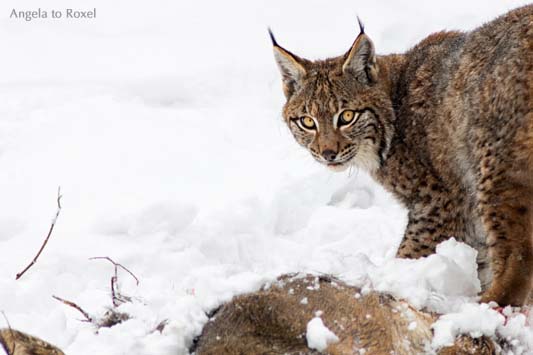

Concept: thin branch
[[52, 295, 93, 323], [89, 256, 139, 307], [111, 275, 118, 307], [1, 311, 16, 355], [16, 187, 63, 280], [154, 319, 168, 333], [89, 257, 139, 285]]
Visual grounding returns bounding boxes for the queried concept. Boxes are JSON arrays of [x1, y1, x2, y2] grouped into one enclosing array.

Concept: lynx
[[271, 5, 533, 306], [193, 274, 497, 355]]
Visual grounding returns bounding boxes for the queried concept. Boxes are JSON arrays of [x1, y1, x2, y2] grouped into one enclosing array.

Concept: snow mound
[[306, 316, 339, 352], [432, 303, 505, 348], [432, 304, 533, 354], [367, 238, 481, 310]]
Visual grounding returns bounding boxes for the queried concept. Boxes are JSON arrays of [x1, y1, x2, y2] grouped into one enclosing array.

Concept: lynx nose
[[322, 149, 337, 162]]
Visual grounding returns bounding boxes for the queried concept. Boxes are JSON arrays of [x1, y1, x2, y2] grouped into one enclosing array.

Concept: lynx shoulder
[[271, 5, 533, 306]]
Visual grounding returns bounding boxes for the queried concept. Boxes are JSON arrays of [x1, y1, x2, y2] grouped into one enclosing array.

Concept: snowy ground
[[1, 0, 532, 354]]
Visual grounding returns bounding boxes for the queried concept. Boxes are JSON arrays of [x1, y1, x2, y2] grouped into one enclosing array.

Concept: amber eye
[[339, 110, 357, 126], [299, 116, 316, 130]]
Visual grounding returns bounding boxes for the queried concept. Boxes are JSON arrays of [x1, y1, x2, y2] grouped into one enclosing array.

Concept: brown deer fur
[[193, 274, 496, 355], [0, 328, 65, 355], [0, 277, 499, 355]]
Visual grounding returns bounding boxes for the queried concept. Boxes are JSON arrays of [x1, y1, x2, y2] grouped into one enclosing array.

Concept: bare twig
[[89, 256, 139, 307], [52, 295, 93, 323], [89, 257, 139, 285], [16, 187, 63, 280], [1, 311, 16, 355], [154, 319, 168, 333]]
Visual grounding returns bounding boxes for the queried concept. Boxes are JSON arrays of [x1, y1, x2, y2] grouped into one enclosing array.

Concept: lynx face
[[271, 28, 395, 173]]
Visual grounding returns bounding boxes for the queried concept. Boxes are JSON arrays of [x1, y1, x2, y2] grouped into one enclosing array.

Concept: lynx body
[[272, 5, 533, 306]]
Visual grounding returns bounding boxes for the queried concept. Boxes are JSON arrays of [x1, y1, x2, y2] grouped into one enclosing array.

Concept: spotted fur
[[272, 5, 533, 306]]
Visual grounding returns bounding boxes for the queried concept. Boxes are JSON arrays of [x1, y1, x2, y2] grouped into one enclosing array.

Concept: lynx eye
[[299, 116, 317, 130], [338, 110, 358, 126]]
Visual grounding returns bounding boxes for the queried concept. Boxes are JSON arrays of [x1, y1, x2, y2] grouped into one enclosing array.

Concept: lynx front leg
[[396, 199, 463, 259], [477, 179, 533, 306], [397, 217, 440, 259]]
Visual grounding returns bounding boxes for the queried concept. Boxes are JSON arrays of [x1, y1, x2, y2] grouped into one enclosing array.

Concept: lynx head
[[270, 23, 395, 173]]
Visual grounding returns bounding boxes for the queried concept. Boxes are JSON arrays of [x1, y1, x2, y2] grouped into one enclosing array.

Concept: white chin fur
[[350, 146, 380, 173], [327, 163, 349, 172]]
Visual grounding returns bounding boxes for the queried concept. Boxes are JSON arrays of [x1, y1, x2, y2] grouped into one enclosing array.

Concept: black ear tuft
[[357, 16, 365, 35], [269, 31, 308, 98], [268, 28, 279, 47], [342, 27, 377, 83]]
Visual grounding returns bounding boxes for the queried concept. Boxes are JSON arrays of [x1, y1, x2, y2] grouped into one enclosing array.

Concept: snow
[[1, 0, 532, 354], [306, 316, 340, 352], [367, 238, 481, 310], [432, 303, 506, 348]]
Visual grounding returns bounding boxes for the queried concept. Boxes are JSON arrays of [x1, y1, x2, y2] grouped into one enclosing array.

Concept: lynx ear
[[342, 20, 378, 83], [269, 29, 307, 97]]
